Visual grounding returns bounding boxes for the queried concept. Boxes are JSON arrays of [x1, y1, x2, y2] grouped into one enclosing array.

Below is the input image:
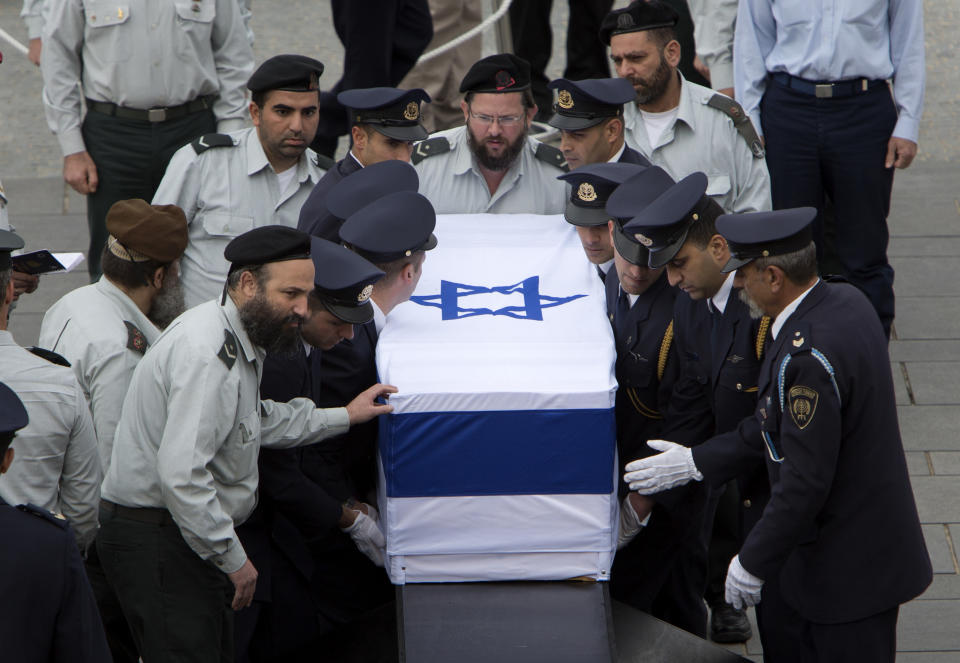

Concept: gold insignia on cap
[[762, 249, 770, 257], [577, 182, 598, 202], [358, 284, 373, 303], [788, 385, 818, 429], [557, 90, 574, 110], [403, 101, 420, 121], [405, 249, 412, 257], [692, 213, 699, 221], [635, 233, 654, 247]]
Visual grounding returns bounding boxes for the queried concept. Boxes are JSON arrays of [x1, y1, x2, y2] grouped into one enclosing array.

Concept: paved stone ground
[[1, 0, 958, 660]]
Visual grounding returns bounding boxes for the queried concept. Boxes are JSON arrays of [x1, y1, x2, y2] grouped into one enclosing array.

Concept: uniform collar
[[771, 279, 820, 340], [371, 299, 386, 335], [221, 295, 262, 363], [709, 271, 736, 315], [673, 73, 699, 134], [246, 128, 322, 185], [607, 142, 627, 163], [0, 330, 16, 347], [96, 277, 161, 343]]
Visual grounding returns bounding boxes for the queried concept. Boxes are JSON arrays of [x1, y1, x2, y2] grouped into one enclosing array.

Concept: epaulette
[[657, 320, 674, 382], [124, 321, 149, 355], [534, 142, 569, 172], [28, 346, 71, 367], [823, 274, 849, 284], [411, 136, 451, 165], [706, 94, 765, 159], [191, 133, 235, 155], [217, 329, 239, 369], [755, 315, 771, 360], [786, 321, 813, 356], [312, 152, 336, 171], [17, 503, 69, 529]]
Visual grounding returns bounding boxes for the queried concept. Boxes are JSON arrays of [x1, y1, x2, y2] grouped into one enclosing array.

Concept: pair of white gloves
[[622, 439, 764, 609], [340, 505, 386, 567]]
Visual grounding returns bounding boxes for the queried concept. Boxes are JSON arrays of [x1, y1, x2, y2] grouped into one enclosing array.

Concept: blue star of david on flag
[[410, 276, 587, 321]]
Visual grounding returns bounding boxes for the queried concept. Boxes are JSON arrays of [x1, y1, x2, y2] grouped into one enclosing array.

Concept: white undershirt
[[275, 166, 297, 197], [639, 107, 679, 148], [371, 299, 386, 335], [709, 272, 736, 316], [771, 280, 820, 340], [607, 143, 626, 163]]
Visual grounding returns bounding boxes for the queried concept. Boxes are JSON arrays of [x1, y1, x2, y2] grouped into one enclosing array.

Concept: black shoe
[[710, 604, 752, 643]]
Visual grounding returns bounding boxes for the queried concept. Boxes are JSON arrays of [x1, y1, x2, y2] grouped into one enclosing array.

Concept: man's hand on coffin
[[346, 383, 398, 425], [617, 493, 654, 549], [623, 439, 704, 494], [341, 510, 386, 567]]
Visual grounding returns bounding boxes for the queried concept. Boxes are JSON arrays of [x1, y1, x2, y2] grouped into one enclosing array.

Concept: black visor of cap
[[612, 221, 650, 265]]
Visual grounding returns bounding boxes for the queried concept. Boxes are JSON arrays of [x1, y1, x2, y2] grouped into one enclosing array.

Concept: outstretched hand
[[345, 383, 397, 425]]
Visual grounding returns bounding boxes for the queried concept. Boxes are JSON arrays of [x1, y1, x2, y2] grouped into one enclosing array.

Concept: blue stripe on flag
[[380, 409, 616, 497]]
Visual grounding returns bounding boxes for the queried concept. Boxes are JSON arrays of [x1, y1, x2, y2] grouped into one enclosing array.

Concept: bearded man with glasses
[[413, 54, 569, 215]]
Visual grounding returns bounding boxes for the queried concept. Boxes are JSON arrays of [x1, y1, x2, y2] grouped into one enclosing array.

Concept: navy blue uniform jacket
[[694, 281, 932, 623]]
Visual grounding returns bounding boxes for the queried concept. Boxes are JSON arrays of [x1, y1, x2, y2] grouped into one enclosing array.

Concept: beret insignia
[[495, 70, 516, 91], [617, 13, 635, 29]]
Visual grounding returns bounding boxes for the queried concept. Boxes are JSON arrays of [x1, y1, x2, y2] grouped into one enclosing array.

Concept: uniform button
[[736, 383, 743, 391], [743, 499, 752, 508]]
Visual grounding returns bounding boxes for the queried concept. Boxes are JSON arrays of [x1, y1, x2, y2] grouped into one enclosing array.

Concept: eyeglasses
[[468, 110, 525, 128]]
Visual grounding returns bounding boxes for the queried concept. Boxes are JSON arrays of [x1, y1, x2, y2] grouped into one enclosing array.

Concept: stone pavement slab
[[896, 299, 960, 341], [898, 406, 960, 452], [923, 524, 959, 575], [912, 476, 960, 524], [898, 600, 960, 653]]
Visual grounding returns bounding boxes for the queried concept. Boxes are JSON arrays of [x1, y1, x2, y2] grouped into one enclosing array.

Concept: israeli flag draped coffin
[[376, 213, 619, 584]]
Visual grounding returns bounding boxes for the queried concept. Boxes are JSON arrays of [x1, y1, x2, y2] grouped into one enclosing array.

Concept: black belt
[[100, 499, 175, 525], [771, 73, 884, 99], [86, 95, 216, 123]]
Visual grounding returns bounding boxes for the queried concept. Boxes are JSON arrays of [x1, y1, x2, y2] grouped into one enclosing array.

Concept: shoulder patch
[[217, 329, 239, 369], [411, 136, 451, 165], [706, 94, 765, 159], [124, 321, 149, 355], [17, 503, 70, 529], [534, 142, 569, 172], [28, 346, 71, 367], [312, 152, 336, 171], [191, 133, 235, 155]]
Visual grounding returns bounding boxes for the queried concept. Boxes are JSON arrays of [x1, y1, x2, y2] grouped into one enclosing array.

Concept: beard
[[629, 55, 674, 105], [238, 289, 304, 356], [467, 123, 528, 171], [738, 288, 765, 320], [147, 274, 186, 330]]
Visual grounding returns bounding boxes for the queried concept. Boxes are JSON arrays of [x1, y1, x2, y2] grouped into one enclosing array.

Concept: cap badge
[[403, 101, 420, 121], [557, 90, 574, 110], [617, 13, 635, 29], [577, 182, 598, 202], [635, 233, 654, 247], [358, 284, 373, 303], [495, 70, 516, 91]]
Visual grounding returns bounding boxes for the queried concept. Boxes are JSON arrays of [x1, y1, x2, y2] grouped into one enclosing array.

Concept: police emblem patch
[[403, 101, 420, 121], [557, 90, 574, 109], [495, 70, 516, 90], [358, 284, 374, 303], [635, 233, 654, 247], [577, 182, 598, 202], [788, 385, 818, 429]]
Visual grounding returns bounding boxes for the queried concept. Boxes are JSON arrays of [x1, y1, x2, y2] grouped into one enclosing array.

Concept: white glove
[[725, 555, 763, 609], [623, 440, 703, 494], [616, 495, 649, 550], [341, 511, 386, 567]]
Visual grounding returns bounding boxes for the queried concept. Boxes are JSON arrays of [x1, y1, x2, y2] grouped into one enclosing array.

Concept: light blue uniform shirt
[[734, 0, 925, 142]]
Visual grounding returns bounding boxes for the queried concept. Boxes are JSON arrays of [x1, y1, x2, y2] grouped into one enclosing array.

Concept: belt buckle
[[147, 108, 167, 122], [814, 84, 833, 99]]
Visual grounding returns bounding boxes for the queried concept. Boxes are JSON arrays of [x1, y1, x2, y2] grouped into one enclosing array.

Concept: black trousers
[[509, 0, 615, 116], [81, 107, 215, 279], [85, 542, 140, 663], [704, 480, 741, 608], [312, 0, 433, 156], [98, 506, 234, 663], [761, 78, 898, 337]]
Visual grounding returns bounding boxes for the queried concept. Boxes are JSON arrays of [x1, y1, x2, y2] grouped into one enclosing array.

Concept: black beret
[[310, 237, 384, 324], [547, 78, 636, 130], [0, 229, 25, 270], [0, 381, 28, 435], [557, 162, 647, 226], [337, 87, 431, 141], [460, 53, 532, 94], [327, 160, 420, 221], [224, 225, 311, 270], [106, 199, 188, 263], [599, 0, 680, 45], [247, 54, 324, 93], [717, 208, 817, 273], [339, 191, 438, 264]]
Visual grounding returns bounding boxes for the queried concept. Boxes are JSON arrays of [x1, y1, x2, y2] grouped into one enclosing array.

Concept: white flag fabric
[[376, 213, 619, 584]]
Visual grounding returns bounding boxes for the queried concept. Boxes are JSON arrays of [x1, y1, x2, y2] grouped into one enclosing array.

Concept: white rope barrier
[[0, 26, 29, 56], [417, 0, 514, 64]]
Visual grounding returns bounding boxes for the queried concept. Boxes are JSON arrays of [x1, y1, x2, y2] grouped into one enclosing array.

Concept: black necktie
[[709, 303, 721, 357], [615, 289, 631, 342]]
